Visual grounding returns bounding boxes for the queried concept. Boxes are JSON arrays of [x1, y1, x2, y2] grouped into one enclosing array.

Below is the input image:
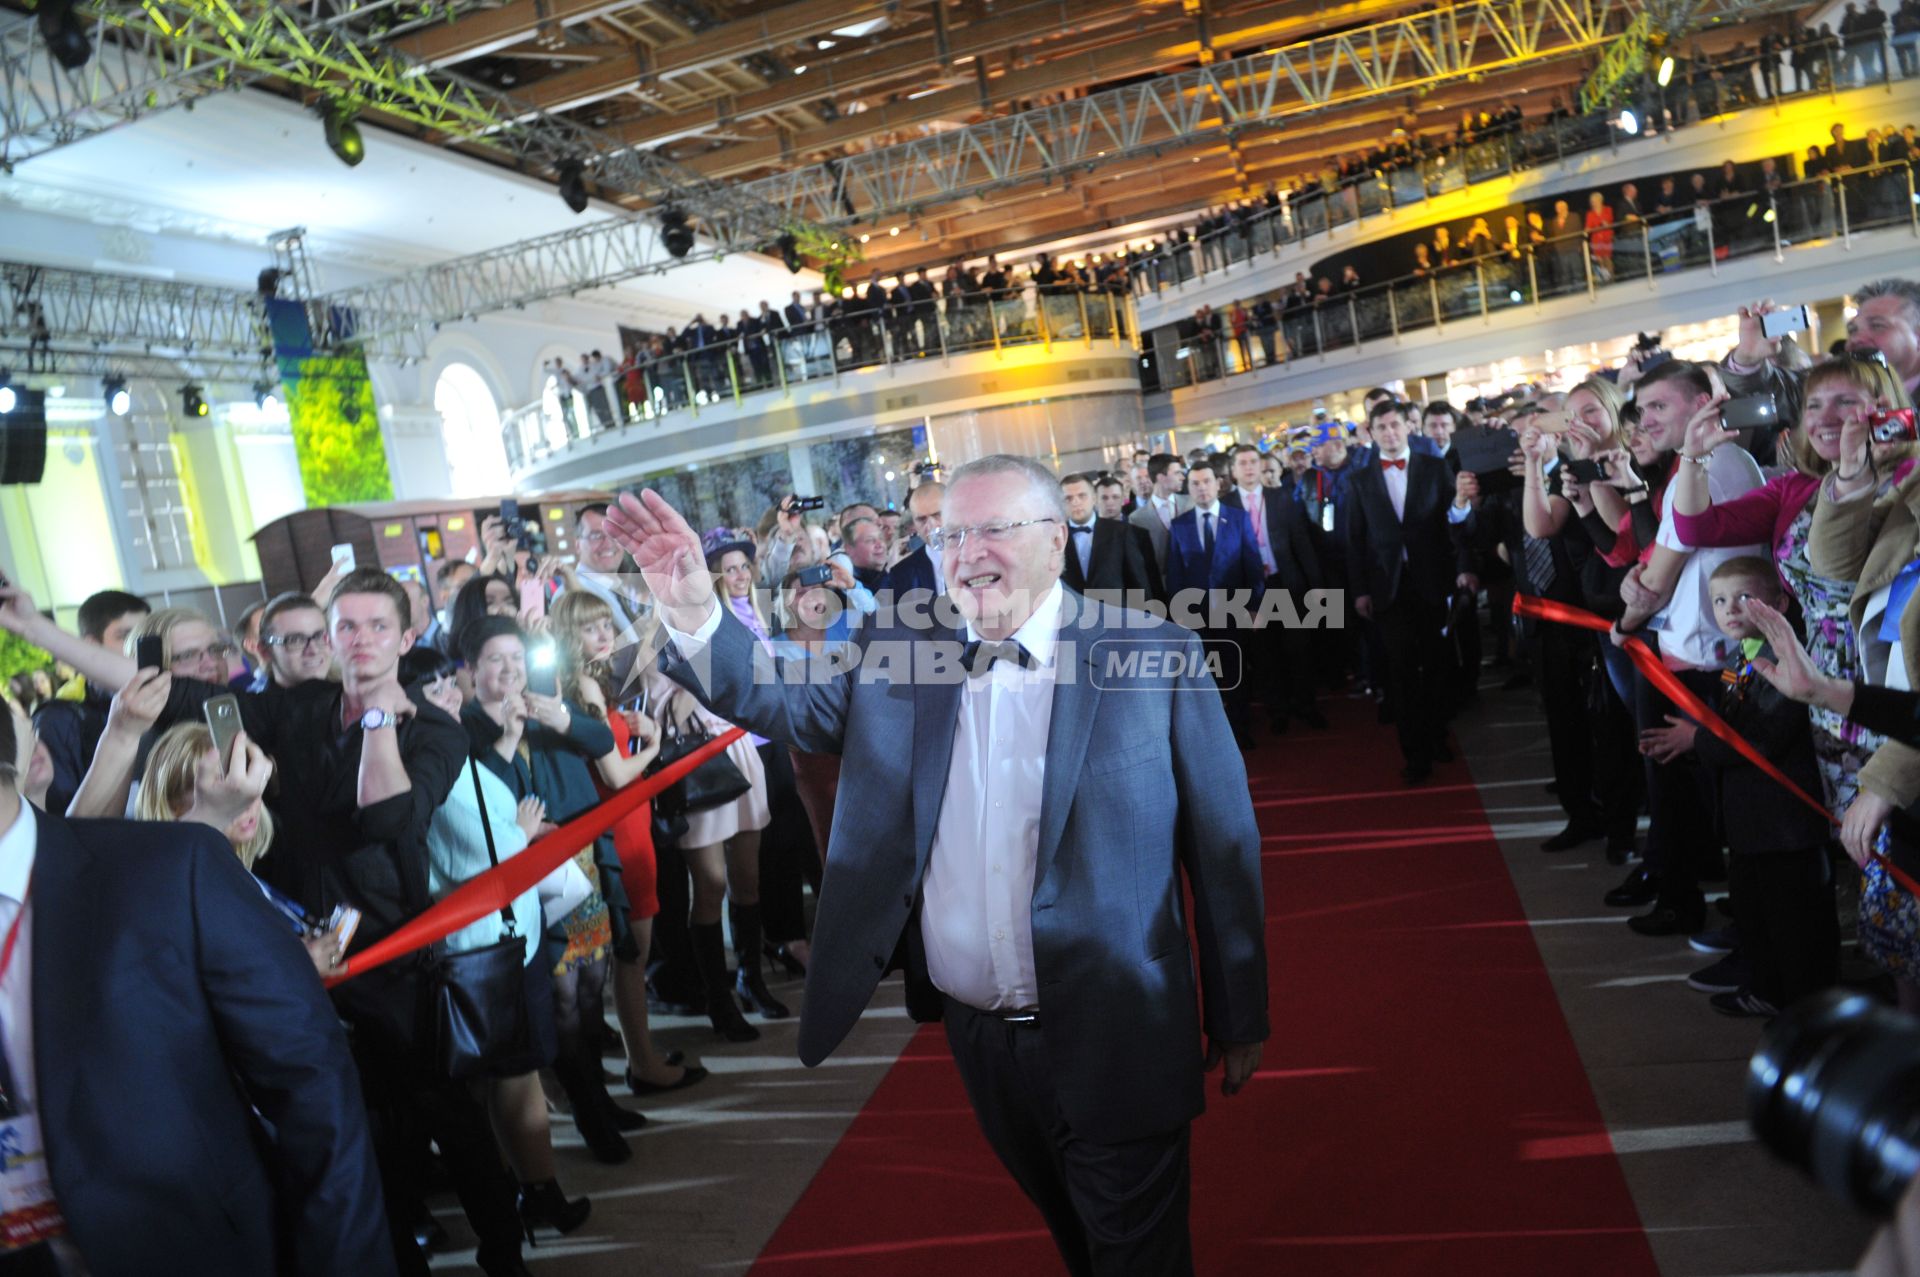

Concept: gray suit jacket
[[1129, 495, 1192, 574], [665, 586, 1268, 1144]]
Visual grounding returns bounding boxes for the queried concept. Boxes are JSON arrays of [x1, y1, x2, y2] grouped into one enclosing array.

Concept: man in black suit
[[1059, 473, 1158, 609], [886, 480, 945, 598], [1346, 400, 1476, 783], [1221, 443, 1325, 732], [1094, 474, 1166, 603], [0, 696, 393, 1277]]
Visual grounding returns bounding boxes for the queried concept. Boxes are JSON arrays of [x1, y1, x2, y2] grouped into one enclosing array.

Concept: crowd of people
[[5, 268, 1920, 1271]]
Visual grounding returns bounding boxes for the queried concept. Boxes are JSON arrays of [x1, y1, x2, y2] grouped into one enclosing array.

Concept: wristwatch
[[360, 707, 396, 732]]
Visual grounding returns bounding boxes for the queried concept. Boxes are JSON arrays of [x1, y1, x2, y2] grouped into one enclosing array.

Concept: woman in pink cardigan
[[1669, 357, 1916, 828]]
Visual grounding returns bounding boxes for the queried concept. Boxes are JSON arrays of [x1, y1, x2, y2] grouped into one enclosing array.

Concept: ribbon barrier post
[[1512, 594, 1920, 899], [324, 726, 747, 987]]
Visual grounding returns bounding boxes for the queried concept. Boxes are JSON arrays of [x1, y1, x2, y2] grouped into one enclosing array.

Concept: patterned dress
[[554, 851, 612, 975], [1774, 491, 1920, 977]]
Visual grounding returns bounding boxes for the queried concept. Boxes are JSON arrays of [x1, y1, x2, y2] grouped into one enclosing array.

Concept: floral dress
[[1775, 491, 1920, 976]]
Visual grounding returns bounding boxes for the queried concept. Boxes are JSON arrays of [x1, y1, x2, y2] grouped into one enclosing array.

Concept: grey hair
[[1857, 279, 1920, 325], [946, 454, 1069, 523]]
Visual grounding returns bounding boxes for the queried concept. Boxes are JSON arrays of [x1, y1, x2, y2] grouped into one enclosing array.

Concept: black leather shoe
[[628, 1063, 710, 1096], [1604, 867, 1657, 908], [1400, 762, 1432, 785], [737, 968, 791, 1019], [1541, 817, 1606, 853], [517, 1180, 591, 1240], [475, 1243, 533, 1277], [1627, 901, 1706, 936]]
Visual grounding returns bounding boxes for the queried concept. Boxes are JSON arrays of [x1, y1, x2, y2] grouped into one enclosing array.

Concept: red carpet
[[750, 700, 1659, 1276]]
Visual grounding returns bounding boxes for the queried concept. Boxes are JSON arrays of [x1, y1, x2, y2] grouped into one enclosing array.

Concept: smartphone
[[795, 563, 833, 588], [790, 495, 826, 512], [1870, 407, 1919, 443], [330, 542, 356, 574], [136, 634, 165, 671], [526, 643, 559, 697], [1567, 458, 1604, 484], [204, 693, 242, 768], [324, 904, 362, 955], [1761, 305, 1813, 340], [499, 497, 520, 535], [1721, 394, 1780, 432], [517, 575, 547, 619]]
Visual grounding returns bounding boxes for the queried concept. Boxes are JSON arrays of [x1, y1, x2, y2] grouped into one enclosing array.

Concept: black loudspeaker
[[0, 390, 48, 484]]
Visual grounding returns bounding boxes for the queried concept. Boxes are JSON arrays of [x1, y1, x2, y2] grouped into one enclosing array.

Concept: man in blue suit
[[606, 456, 1267, 1277], [1165, 460, 1268, 749], [0, 700, 393, 1277]]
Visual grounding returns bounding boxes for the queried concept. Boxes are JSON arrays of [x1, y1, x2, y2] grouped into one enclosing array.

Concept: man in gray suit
[[606, 456, 1267, 1277], [1128, 452, 1193, 578]]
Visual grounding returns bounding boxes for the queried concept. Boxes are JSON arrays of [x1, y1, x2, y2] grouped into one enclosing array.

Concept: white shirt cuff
[[663, 600, 724, 655], [1446, 503, 1472, 525]]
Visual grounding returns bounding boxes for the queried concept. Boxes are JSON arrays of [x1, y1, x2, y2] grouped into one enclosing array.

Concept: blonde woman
[[126, 606, 232, 686]]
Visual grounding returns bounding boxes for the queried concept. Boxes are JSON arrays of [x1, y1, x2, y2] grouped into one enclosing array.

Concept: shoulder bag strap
[[468, 757, 520, 934]]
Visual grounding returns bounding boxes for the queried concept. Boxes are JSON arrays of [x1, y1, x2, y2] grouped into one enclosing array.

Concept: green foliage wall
[[285, 353, 395, 506], [0, 631, 51, 683]]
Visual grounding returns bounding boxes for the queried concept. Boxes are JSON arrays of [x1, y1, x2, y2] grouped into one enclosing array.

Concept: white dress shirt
[[1192, 502, 1221, 556], [0, 798, 36, 1117], [663, 582, 1066, 1013], [1066, 518, 1096, 579], [1235, 485, 1278, 575], [1378, 452, 1410, 520], [1151, 494, 1177, 528]]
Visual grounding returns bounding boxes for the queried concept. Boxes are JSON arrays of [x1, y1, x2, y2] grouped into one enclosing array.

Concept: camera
[[497, 498, 548, 555], [788, 495, 827, 513], [1721, 394, 1780, 432], [1870, 408, 1919, 445], [794, 564, 833, 588], [1747, 990, 1920, 1218]]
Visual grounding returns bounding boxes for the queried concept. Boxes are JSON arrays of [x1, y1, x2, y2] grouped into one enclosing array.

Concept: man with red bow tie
[[1346, 399, 1477, 782]]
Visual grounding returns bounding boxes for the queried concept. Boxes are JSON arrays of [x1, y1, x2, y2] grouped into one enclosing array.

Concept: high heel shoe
[[474, 1241, 534, 1277], [763, 940, 807, 977], [552, 1053, 634, 1165], [736, 967, 791, 1019], [731, 902, 791, 1019], [692, 920, 760, 1042], [516, 1179, 592, 1240]]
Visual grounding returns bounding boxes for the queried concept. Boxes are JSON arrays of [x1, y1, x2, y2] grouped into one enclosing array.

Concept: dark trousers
[[1250, 576, 1318, 723], [1537, 620, 1599, 821], [1592, 638, 1645, 847], [1635, 666, 1722, 912], [1200, 626, 1251, 736], [1376, 593, 1451, 767], [648, 822, 700, 1005], [943, 999, 1193, 1277], [757, 741, 820, 945], [1728, 848, 1840, 1007]]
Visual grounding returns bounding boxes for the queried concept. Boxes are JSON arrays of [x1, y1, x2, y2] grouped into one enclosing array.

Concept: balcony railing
[[501, 285, 1134, 474], [1127, 40, 1920, 297], [1152, 161, 1919, 391]]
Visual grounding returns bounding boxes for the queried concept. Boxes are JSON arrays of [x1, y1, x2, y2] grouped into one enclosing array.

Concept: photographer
[[1722, 284, 1920, 432]]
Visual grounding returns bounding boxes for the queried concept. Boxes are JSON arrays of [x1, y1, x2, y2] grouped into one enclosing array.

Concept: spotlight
[[251, 378, 278, 409], [36, 0, 91, 70], [659, 208, 694, 258], [1657, 55, 1674, 87], [321, 101, 365, 167], [0, 370, 14, 416], [181, 384, 208, 418], [556, 159, 590, 214], [103, 374, 129, 416], [1617, 109, 1639, 135], [776, 232, 802, 273]]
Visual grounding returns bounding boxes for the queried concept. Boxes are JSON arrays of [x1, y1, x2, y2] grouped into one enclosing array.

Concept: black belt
[[950, 997, 1041, 1026]]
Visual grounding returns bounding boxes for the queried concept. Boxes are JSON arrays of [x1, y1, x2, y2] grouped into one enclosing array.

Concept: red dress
[[602, 713, 660, 920]]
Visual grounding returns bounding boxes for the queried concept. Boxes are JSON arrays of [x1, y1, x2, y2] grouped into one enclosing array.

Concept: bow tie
[[1380, 458, 1407, 471], [962, 638, 1036, 678], [1069, 524, 1093, 535]]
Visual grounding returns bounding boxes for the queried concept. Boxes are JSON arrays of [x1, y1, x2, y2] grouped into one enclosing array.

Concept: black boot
[[473, 1241, 533, 1277], [692, 920, 759, 1042], [516, 1179, 591, 1240], [551, 1050, 633, 1164], [730, 901, 791, 1020]]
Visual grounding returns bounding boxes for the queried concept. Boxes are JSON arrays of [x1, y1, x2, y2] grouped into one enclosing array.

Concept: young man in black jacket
[[1639, 559, 1837, 1018]]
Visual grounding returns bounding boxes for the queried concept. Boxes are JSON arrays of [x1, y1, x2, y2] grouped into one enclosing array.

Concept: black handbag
[[430, 761, 542, 1081], [646, 710, 751, 818]]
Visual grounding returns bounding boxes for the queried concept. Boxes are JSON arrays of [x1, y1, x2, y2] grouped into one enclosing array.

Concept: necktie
[[1201, 512, 1214, 559], [1070, 525, 1093, 536], [1523, 535, 1557, 595], [962, 638, 1035, 677], [1156, 500, 1172, 529], [1381, 458, 1407, 471]]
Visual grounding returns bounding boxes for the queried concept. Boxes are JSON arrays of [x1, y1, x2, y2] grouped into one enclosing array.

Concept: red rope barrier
[[1513, 594, 1920, 898], [324, 726, 747, 986]]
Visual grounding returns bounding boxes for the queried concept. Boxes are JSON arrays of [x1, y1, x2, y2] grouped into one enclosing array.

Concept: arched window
[[434, 362, 510, 496]]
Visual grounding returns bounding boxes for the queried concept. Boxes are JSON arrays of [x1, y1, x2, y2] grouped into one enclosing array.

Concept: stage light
[[0, 371, 14, 416], [251, 379, 278, 409], [1617, 109, 1639, 135], [1657, 56, 1674, 87], [556, 159, 590, 214], [777, 233, 803, 273], [37, 0, 91, 70], [659, 208, 694, 258], [321, 101, 365, 167], [103, 374, 130, 416], [181, 384, 208, 418]]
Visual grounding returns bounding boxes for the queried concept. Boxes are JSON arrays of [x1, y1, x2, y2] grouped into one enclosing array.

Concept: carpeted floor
[[749, 698, 1662, 1276]]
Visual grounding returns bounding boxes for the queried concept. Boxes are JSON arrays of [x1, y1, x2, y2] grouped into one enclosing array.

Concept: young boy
[[1639, 556, 1837, 1017]]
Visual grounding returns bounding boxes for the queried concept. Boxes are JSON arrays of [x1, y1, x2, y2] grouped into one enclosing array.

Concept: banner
[[266, 297, 395, 506], [325, 727, 745, 986], [1513, 594, 1920, 898]]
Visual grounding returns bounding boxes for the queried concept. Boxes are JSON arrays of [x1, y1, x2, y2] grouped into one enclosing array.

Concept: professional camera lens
[[1747, 990, 1920, 1218]]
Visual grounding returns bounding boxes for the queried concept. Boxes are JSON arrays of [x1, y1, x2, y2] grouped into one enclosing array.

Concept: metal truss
[[314, 215, 755, 361], [0, 1, 810, 251], [0, 259, 271, 369], [734, 0, 1799, 226]]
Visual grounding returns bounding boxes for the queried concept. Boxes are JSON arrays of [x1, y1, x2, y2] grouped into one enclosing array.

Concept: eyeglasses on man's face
[[934, 518, 1060, 554], [264, 630, 329, 652], [171, 641, 234, 667]]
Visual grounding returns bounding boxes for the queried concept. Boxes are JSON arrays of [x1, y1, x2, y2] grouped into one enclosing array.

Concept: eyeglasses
[[934, 518, 1060, 553], [170, 641, 234, 667], [264, 630, 329, 651]]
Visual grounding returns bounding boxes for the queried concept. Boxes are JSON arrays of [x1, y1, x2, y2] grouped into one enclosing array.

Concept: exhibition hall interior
[[4, 0, 1920, 1271]]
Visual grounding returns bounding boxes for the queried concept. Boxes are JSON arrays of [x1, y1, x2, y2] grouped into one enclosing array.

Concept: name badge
[[0, 1115, 67, 1251]]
